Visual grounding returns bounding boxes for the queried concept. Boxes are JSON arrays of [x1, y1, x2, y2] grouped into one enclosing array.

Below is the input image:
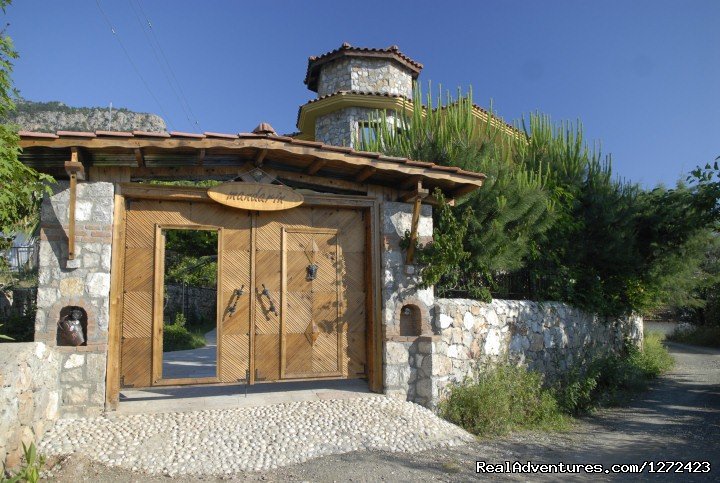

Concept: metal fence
[[3, 243, 39, 273]]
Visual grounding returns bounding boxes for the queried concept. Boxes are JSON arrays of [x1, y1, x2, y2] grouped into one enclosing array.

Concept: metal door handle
[[261, 284, 278, 316], [227, 285, 244, 315]]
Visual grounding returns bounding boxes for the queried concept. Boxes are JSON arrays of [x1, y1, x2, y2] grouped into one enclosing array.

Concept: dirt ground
[[43, 341, 720, 482]]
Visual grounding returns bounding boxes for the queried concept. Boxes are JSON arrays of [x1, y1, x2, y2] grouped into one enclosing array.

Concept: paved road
[[46, 341, 720, 482], [259, 341, 720, 482]]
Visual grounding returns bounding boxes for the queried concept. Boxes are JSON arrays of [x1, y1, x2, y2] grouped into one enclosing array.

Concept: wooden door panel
[[281, 228, 341, 379]]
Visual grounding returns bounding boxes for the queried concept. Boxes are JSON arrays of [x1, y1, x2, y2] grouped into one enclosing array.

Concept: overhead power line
[[128, 0, 200, 130], [133, 0, 201, 129], [94, 0, 175, 131]]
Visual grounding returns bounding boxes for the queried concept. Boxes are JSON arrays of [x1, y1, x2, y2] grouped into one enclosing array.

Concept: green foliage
[[555, 332, 674, 414], [667, 325, 720, 348], [0, 303, 36, 343], [441, 335, 673, 436], [357, 86, 554, 297], [515, 115, 719, 316], [439, 364, 568, 437], [173, 311, 187, 328], [2, 442, 44, 483], [0, 324, 13, 341], [402, 190, 487, 298], [164, 229, 218, 287], [163, 313, 205, 352], [0, 1, 53, 234]]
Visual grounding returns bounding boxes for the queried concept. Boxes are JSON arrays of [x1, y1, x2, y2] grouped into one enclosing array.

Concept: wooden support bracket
[[65, 149, 86, 262], [402, 180, 427, 264], [306, 158, 327, 175], [254, 148, 268, 167], [134, 148, 145, 168], [355, 166, 376, 183]]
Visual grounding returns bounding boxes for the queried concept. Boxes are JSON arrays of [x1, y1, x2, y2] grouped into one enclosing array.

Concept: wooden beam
[[254, 148, 268, 167], [406, 196, 423, 264], [198, 148, 206, 166], [400, 175, 422, 190], [451, 183, 480, 199], [355, 166, 376, 183], [399, 186, 429, 203], [306, 158, 327, 175], [134, 148, 145, 168]]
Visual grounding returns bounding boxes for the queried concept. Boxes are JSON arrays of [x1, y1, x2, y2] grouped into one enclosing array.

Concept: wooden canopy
[[18, 130, 485, 201]]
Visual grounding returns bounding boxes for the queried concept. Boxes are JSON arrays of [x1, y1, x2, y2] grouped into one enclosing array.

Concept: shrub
[[438, 364, 567, 437], [556, 333, 674, 414], [0, 305, 36, 343], [667, 325, 720, 348], [441, 336, 674, 435], [163, 322, 204, 352]]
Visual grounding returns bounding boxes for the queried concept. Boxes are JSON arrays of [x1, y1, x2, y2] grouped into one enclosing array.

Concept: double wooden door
[[119, 198, 367, 388]]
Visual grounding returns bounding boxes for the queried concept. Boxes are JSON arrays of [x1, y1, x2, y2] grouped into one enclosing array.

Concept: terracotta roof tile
[[203, 132, 238, 139], [169, 131, 206, 139], [305, 43, 423, 92], [132, 130, 170, 138], [18, 131, 59, 139], [95, 130, 134, 137], [56, 130, 96, 138]]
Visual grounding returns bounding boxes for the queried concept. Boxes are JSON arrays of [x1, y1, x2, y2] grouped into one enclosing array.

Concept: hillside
[[4, 99, 166, 133]]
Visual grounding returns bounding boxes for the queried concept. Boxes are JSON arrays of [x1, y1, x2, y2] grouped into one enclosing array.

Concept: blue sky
[[5, 0, 719, 188]]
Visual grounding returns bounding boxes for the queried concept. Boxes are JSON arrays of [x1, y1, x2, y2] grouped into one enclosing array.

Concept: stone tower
[[296, 43, 423, 147]]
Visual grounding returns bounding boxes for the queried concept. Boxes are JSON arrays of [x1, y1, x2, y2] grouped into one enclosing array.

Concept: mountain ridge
[[4, 99, 167, 133]]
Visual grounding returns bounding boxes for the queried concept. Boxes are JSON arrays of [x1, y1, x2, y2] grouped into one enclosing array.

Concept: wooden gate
[[119, 198, 367, 388]]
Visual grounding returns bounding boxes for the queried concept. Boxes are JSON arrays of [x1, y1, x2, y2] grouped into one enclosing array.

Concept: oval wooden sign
[[207, 182, 304, 211]]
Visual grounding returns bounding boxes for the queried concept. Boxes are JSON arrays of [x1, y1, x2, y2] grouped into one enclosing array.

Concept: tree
[[357, 86, 554, 299], [0, 0, 52, 239]]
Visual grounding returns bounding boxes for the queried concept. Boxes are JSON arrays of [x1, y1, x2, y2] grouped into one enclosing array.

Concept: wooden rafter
[[134, 148, 145, 168], [254, 148, 268, 167], [306, 158, 327, 175], [355, 166, 376, 183]]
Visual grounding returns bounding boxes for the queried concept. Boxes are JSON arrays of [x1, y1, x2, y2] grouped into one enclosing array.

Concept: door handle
[[227, 285, 244, 315], [261, 284, 278, 316]]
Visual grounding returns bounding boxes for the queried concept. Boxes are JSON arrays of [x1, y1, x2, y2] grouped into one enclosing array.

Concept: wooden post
[[406, 196, 422, 264], [64, 149, 85, 262]]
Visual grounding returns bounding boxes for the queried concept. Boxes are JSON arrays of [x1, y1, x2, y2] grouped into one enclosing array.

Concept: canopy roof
[[18, 128, 485, 199]]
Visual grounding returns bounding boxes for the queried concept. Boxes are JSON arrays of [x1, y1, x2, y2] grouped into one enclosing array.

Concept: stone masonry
[[313, 56, 412, 147], [381, 201, 436, 406], [315, 107, 401, 148], [0, 342, 61, 469], [33, 181, 114, 418], [385, 297, 643, 408], [316, 58, 413, 98]]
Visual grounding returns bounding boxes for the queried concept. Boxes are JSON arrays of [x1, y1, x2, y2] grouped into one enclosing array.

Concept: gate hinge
[[120, 376, 134, 388]]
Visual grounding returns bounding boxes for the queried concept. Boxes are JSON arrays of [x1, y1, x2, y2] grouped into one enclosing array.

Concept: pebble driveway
[[39, 395, 474, 476]]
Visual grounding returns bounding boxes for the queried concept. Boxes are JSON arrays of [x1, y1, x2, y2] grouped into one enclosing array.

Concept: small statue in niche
[[58, 308, 86, 346]]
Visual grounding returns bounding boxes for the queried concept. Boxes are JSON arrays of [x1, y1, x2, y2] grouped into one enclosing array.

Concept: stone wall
[[380, 201, 436, 406], [33, 181, 114, 417], [164, 284, 217, 325], [315, 107, 402, 148], [384, 297, 643, 408], [317, 58, 413, 97], [0, 342, 60, 469]]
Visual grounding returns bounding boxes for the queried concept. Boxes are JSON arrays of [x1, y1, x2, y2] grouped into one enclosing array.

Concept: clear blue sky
[[4, 0, 719, 187]]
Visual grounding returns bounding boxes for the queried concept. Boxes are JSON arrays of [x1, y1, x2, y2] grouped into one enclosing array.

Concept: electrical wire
[[127, 0, 199, 130], [94, 0, 175, 131], [134, 0, 201, 129]]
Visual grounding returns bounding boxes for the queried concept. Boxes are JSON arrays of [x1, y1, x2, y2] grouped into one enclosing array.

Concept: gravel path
[[39, 395, 473, 477]]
